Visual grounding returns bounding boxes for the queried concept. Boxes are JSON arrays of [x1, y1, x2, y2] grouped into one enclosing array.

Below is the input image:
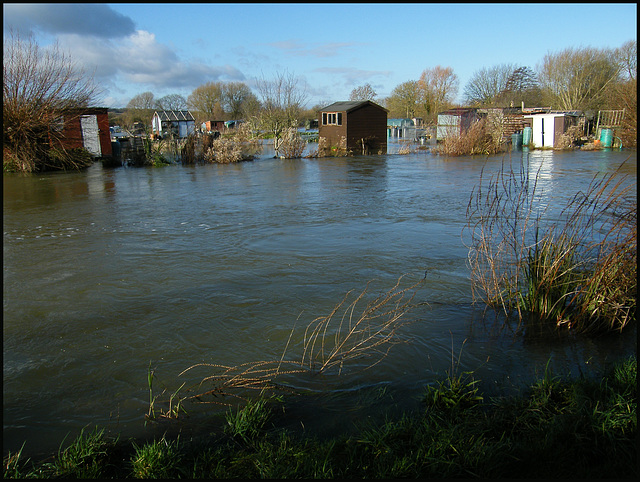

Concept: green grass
[[4, 355, 636, 479]]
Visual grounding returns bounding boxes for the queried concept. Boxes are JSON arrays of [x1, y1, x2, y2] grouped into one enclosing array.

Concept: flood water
[[3, 145, 637, 458]]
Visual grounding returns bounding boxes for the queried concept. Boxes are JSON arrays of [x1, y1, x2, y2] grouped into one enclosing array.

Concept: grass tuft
[[4, 356, 636, 479]]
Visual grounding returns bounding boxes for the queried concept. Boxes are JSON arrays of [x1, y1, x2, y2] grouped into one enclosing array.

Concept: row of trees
[[3, 29, 636, 172], [119, 40, 635, 139], [383, 41, 636, 128]]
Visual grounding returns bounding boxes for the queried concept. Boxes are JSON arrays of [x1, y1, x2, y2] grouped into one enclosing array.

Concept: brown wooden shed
[[51, 107, 112, 158], [318, 100, 388, 155], [203, 120, 226, 133]]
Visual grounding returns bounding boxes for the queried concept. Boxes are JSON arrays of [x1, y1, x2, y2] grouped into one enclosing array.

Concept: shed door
[[553, 116, 565, 148], [80, 115, 101, 156]]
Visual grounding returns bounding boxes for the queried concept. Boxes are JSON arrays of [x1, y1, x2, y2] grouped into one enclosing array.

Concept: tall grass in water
[[465, 157, 636, 334]]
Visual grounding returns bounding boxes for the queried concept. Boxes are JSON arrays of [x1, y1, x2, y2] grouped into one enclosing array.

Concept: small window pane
[[337, 113, 342, 125]]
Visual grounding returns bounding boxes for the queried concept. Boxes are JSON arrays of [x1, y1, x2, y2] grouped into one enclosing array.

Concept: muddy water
[[3, 146, 636, 457]]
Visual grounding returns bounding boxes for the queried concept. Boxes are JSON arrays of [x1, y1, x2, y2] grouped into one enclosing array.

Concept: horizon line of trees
[[119, 39, 635, 131], [3, 29, 636, 172]]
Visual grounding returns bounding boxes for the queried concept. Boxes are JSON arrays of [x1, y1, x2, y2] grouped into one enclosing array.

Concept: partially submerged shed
[[318, 100, 388, 154], [436, 108, 479, 140]]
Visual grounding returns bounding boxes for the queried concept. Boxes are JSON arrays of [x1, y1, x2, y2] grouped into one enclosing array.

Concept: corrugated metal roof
[[319, 100, 388, 113], [155, 110, 195, 122]]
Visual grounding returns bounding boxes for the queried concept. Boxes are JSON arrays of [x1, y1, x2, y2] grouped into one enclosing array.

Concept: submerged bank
[[4, 355, 636, 479]]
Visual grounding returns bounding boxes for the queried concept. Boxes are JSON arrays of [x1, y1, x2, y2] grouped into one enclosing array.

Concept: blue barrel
[[511, 132, 523, 150], [523, 126, 532, 146], [600, 128, 613, 148]]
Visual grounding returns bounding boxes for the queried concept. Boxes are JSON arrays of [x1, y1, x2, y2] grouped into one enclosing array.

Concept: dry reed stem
[[179, 275, 423, 403]]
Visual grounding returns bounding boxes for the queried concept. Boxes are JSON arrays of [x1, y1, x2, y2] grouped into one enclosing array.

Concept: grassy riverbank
[[4, 355, 636, 479]]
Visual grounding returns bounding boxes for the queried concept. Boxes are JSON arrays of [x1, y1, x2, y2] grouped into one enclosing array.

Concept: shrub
[[204, 124, 261, 163], [437, 118, 503, 156], [278, 127, 307, 158], [46, 147, 94, 170]]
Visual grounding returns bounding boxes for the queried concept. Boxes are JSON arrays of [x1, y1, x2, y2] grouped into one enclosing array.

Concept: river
[[3, 145, 637, 458]]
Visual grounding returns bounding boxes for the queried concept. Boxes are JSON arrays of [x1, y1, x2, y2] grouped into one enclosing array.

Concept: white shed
[[523, 112, 578, 148], [152, 110, 196, 139]]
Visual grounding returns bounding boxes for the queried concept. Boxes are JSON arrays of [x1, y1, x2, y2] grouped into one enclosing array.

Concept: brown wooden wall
[[318, 117, 347, 148], [318, 104, 387, 154], [346, 105, 387, 154]]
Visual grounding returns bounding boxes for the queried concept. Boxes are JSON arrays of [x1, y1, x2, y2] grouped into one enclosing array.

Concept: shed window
[[322, 112, 342, 126]]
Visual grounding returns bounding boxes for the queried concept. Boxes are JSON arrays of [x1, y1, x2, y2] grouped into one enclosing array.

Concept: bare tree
[[349, 83, 377, 101], [122, 91, 155, 129], [188, 82, 226, 123], [3, 30, 101, 172], [155, 94, 188, 111], [384, 81, 420, 118], [222, 81, 259, 120], [417, 66, 459, 124], [463, 63, 516, 106], [537, 46, 621, 111], [614, 39, 637, 81], [254, 70, 307, 157], [612, 40, 637, 147], [498, 66, 542, 107]]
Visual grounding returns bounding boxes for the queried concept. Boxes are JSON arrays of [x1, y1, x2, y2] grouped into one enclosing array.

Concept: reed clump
[[437, 118, 503, 156], [203, 124, 261, 164], [465, 157, 636, 334]]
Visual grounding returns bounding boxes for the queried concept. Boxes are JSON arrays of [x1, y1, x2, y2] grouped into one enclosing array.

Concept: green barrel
[[600, 128, 613, 148], [523, 126, 532, 146], [511, 132, 523, 150]]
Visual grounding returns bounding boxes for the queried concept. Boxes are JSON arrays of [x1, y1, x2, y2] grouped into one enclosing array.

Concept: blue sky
[[3, 3, 637, 108]]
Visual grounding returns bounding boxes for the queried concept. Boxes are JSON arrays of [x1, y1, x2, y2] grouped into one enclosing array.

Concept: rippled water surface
[[3, 146, 636, 457]]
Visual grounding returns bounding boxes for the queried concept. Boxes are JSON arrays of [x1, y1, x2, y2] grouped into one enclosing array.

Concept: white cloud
[[54, 30, 246, 104]]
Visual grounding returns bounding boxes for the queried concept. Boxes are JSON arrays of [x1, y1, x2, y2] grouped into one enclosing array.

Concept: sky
[[3, 3, 637, 109]]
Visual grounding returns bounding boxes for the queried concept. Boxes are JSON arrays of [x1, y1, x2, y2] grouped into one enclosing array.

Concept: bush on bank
[[4, 355, 636, 479]]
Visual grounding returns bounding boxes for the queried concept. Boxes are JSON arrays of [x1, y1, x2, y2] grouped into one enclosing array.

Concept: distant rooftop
[[319, 100, 388, 113], [154, 110, 195, 121]]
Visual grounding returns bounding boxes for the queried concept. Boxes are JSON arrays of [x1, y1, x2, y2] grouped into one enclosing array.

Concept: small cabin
[[152, 110, 196, 139], [436, 108, 479, 140], [50, 107, 112, 158], [318, 100, 388, 154], [523, 112, 580, 148]]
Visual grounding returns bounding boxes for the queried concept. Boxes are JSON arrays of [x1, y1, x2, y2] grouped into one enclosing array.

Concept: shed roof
[[438, 107, 477, 116], [154, 110, 195, 122], [320, 100, 388, 113]]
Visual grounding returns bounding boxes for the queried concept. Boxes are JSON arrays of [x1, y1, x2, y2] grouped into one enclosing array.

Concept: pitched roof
[[154, 110, 195, 122], [319, 100, 388, 113]]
